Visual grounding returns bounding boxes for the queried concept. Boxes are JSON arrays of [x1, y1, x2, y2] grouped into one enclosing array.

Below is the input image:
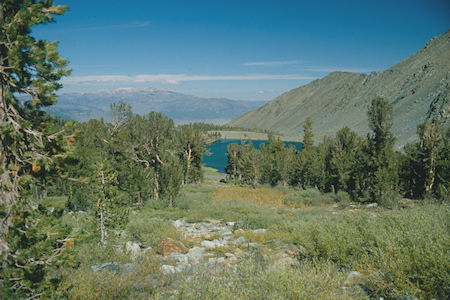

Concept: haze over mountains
[[49, 88, 266, 124], [228, 30, 450, 148]]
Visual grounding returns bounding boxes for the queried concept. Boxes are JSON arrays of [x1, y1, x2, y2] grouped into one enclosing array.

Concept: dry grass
[[211, 186, 290, 207]]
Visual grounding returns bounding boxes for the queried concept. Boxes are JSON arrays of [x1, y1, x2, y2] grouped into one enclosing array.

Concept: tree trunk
[[184, 147, 192, 184], [99, 169, 107, 246]]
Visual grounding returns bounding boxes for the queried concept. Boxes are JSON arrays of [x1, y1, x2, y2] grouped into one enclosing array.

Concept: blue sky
[[34, 0, 449, 101]]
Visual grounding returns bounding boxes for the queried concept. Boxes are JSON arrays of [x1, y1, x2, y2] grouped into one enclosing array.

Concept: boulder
[[157, 238, 187, 256], [232, 236, 247, 245], [170, 252, 189, 264], [187, 247, 205, 264], [121, 263, 135, 274], [201, 240, 216, 249], [91, 262, 119, 274], [126, 241, 141, 260], [160, 264, 177, 275]]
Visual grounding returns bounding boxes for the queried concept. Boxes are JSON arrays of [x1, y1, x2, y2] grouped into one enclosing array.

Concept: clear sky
[[33, 0, 449, 101]]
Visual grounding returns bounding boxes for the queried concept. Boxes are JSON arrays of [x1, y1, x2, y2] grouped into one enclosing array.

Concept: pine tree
[[0, 1, 70, 296], [366, 97, 398, 203], [302, 117, 314, 151]]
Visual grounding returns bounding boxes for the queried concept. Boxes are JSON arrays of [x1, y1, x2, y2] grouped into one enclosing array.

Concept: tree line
[[226, 97, 449, 204]]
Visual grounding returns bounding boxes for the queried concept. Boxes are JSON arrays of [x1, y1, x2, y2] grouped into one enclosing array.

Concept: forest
[[225, 97, 449, 204]]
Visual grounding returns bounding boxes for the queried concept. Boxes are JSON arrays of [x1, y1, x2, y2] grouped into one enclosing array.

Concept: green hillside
[[228, 30, 450, 148]]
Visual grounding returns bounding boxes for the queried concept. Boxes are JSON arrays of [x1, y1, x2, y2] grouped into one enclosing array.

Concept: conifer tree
[[366, 97, 398, 203], [0, 1, 70, 296], [302, 117, 314, 151], [92, 160, 126, 246]]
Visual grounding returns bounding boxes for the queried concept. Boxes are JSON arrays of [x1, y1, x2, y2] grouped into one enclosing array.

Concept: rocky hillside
[[49, 88, 265, 124], [228, 30, 450, 148]]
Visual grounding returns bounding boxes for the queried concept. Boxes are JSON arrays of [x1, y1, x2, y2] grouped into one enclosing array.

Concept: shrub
[[167, 254, 366, 299], [126, 214, 180, 247], [297, 203, 450, 299], [283, 188, 334, 207]]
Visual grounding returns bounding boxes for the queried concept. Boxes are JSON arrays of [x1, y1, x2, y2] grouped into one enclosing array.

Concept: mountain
[[228, 30, 450, 148], [49, 88, 266, 124]]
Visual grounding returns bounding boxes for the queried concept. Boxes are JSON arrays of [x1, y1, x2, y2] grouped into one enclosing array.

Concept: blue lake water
[[202, 139, 303, 173]]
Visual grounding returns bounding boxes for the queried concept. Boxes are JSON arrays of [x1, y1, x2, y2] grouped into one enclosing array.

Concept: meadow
[[40, 168, 449, 299]]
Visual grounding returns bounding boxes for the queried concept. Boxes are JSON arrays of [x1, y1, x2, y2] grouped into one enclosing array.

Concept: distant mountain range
[[48, 88, 266, 124], [228, 30, 450, 148]]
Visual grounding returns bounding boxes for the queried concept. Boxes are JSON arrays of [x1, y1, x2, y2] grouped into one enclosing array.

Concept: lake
[[202, 139, 303, 173]]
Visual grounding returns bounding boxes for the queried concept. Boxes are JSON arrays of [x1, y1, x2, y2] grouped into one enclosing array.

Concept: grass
[[212, 186, 291, 207], [53, 180, 449, 299]]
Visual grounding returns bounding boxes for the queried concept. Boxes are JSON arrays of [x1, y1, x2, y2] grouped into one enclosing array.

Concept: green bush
[[297, 203, 450, 299], [126, 213, 180, 247], [334, 191, 351, 204], [165, 254, 366, 300], [283, 188, 334, 207]]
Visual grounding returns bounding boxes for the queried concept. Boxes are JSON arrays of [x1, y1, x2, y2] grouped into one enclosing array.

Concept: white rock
[[126, 241, 141, 260], [225, 252, 235, 259], [201, 240, 216, 249], [249, 242, 261, 249], [366, 203, 378, 208], [160, 264, 176, 275], [212, 239, 228, 247], [222, 231, 233, 236], [226, 221, 235, 226], [170, 252, 189, 264], [175, 262, 190, 273], [252, 229, 267, 234], [232, 236, 247, 245], [173, 219, 184, 228], [347, 271, 363, 281], [187, 247, 205, 263]]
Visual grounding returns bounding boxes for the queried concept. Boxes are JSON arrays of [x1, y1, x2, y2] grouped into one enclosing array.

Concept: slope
[[228, 30, 450, 147]]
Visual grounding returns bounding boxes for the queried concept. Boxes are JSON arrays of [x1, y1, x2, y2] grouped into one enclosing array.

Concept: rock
[[187, 247, 205, 264], [249, 242, 261, 249], [366, 203, 378, 208], [222, 231, 233, 236], [267, 238, 281, 244], [121, 263, 135, 274], [234, 248, 244, 256], [91, 262, 119, 274], [225, 252, 235, 259], [226, 221, 235, 226], [160, 264, 177, 275], [157, 238, 187, 256], [173, 219, 184, 228], [201, 239, 227, 249], [208, 257, 225, 264], [252, 229, 267, 234], [203, 218, 220, 225], [170, 252, 189, 264], [232, 236, 247, 245], [142, 246, 153, 255], [201, 240, 216, 249], [126, 241, 141, 260], [175, 262, 191, 273], [347, 271, 363, 281]]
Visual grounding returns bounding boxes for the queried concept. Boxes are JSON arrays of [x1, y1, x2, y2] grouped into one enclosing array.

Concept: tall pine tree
[[0, 1, 71, 297]]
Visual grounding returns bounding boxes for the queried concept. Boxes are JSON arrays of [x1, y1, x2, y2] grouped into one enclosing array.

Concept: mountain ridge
[[228, 30, 450, 148], [49, 88, 266, 124]]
